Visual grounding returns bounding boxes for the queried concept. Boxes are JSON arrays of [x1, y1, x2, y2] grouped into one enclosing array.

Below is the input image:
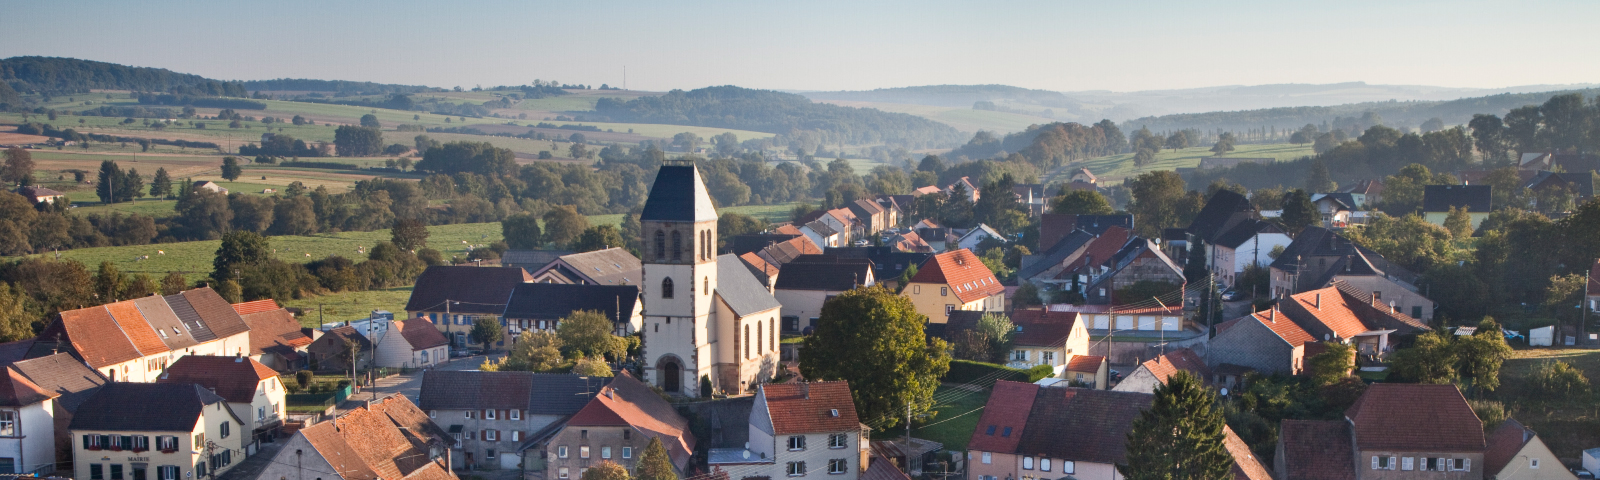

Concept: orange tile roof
[[569, 373, 695, 468], [909, 249, 1004, 304], [1061, 226, 1130, 274], [1246, 310, 1316, 346], [54, 307, 143, 368], [775, 224, 804, 236], [241, 309, 313, 356], [1287, 287, 1368, 338], [1064, 355, 1104, 373], [739, 252, 777, 278], [968, 380, 1038, 453], [761, 381, 860, 435], [1139, 348, 1211, 386], [299, 421, 382, 480], [0, 366, 57, 407], [1224, 426, 1274, 480], [230, 299, 281, 315], [1483, 419, 1533, 475], [104, 300, 168, 356], [158, 356, 277, 403]]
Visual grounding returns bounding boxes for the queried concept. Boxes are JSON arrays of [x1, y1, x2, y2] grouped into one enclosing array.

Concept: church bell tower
[[639, 159, 719, 396]]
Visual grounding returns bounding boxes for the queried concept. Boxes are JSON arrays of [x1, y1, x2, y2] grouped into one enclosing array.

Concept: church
[[640, 159, 783, 397]]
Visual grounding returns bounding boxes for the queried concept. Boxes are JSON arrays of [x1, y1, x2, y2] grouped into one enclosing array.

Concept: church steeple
[[640, 160, 718, 265]]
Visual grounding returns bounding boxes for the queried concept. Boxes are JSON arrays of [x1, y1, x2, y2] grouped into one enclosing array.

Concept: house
[[773, 255, 874, 333], [376, 319, 450, 368], [1527, 171, 1594, 211], [1278, 384, 1486, 480], [1013, 183, 1049, 216], [502, 283, 643, 336], [751, 234, 823, 268], [307, 325, 372, 372], [1224, 425, 1276, 480], [1311, 193, 1359, 227], [1268, 226, 1430, 319], [967, 382, 1153, 480], [912, 186, 943, 196], [945, 310, 1090, 376], [155, 356, 284, 450], [34, 287, 252, 383], [638, 162, 783, 397], [1483, 419, 1573, 480], [417, 371, 606, 470], [1519, 152, 1600, 172], [824, 247, 932, 286], [233, 300, 313, 372], [6, 353, 107, 474], [70, 383, 247, 480], [848, 198, 893, 235], [1018, 226, 1129, 294], [801, 220, 844, 248], [1049, 303, 1184, 332], [1060, 355, 1108, 389], [1343, 179, 1384, 208], [1422, 185, 1492, 230], [955, 224, 1006, 253], [192, 180, 228, 194], [1038, 214, 1134, 252], [710, 381, 866, 480], [13, 186, 65, 205], [501, 250, 575, 273], [1187, 190, 1258, 249], [1209, 219, 1291, 287], [256, 394, 455, 480], [1083, 238, 1185, 304], [1069, 168, 1097, 185], [405, 265, 532, 349], [0, 366, 57, 474], [828, 208, 864, 242], [1278, 283, 1430, 358], [528, 248, 643, 286], [1112, 348, 1211, 394], [1208, 308, 1316, 375], [739, 252, 781, 288], [884, 230, 934, 253], [902, 249, 1006, 324], [948, 176, 980, 203], [538, 372, 695, 480]]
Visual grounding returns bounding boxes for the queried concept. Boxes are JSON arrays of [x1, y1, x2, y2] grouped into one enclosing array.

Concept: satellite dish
[[1219, 387, 1230, 397]]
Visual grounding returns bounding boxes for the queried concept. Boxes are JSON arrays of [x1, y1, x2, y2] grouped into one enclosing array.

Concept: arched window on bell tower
[[671, 231, 682, 261], [654, 231, 666, 261], [661, 277, 674, 299]]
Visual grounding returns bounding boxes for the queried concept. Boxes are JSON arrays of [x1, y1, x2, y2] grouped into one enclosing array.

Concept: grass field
[[882, 384, 990, 450], [814, 100, 1055, 134], [282, 286, 415, 327], [1050, 143, 1316, 186], [1485, 347, 1600, 458]]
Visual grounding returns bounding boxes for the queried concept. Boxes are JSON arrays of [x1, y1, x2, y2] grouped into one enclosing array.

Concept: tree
[[1306, 342, 1354, 387], [571, 225, 627, 253], [1051, 190, 1115, 215], [1304, 159, 1336, 193], [470, 317, 504, 349], [160, 272, 187, 295], [582, 461, 630, 480], [1457, 318, 1513, 393], [1133, 148, 1157, 167], [96, 160, 126, 204], [1279, 189, 1317, 233], [213, 231, 271, 281], [569, 142, 589, 159], [800, 285, 951, 429], [500, 331, 565, 372], [0, 284, 32, 342], [1528, 360, 1589, 400], [573, 357, 613, 377], [1120, 371, 1234, 480], [502, 213, 543, 249], [558, 310, 626, 361], [543, 206, 590, 248], [1312, 132, 1338, 154], [122, 168, 144, 201], [360, 114, 381, 128], [1, 147, 33, 185], [391, 218, 429, 250], [1443, 206, 1473, 239], [1125, 170, 1197, 237], [334, 126, 384, 157], [220, 156, 243, 181], [975, 312, 1016, 363], [1210, 132, 1235, 155], [150, 167, 172, 199], [634, 437, 677, 480], [1013, 282, 1042, 308], [1389, 331, 1457, 384]]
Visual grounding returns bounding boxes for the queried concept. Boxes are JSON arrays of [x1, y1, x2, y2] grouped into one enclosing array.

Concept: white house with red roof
[[901, 249, 1005, 324], [711, 381, 867, 480], [375, 319, 450, 368], [541, 373, 695, 480], [0, 366, 58, 475]]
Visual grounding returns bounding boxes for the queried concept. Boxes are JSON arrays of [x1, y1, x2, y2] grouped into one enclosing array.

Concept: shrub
[[1529, 360, 1590, 399], [944, 360, 1029, 387], [1469, 399, 1507, 430]]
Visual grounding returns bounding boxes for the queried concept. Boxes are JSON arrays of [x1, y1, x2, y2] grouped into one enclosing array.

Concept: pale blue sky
[[3, 0, 1595, 92]]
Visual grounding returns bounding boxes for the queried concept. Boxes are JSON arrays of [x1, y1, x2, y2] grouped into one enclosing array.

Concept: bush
[[944, 360, 1030, 387], [1529, 360, 1590, 399], [295, 370, 313, 389], [1469, 399, 1507, 430]]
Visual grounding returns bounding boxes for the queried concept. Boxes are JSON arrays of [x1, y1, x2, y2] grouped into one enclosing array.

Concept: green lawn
[[1484, 347, 1600, 458], [282, 286, 415, 327], [1057, 143, 1316, 186], [889, 385, 990, 450], [73, 199, 181, 218]]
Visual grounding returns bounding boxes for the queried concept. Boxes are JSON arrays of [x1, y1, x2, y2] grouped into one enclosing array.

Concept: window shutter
[[1389, 457, 1397, 470], [1463, 459, 1470, 472], [1438, 458, 1446, 471], [480, 430, 486, 440], [1371, 457, 1379, 470]]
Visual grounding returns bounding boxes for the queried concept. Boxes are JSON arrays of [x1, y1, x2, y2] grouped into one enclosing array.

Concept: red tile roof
[[241, 308, 313, 356], [157, 355, 277, 403], [322, 401, 440, 480], [1287, 287, 1368, 338], [1244, 310, 1316, 346], [909, 249, 1004, 304], [761, 381, 860, 435], [104, 300, 168, 356], [300, 421, 381, 480], [1015, 387, 1153, 464], [53, 306, 143, 368], [1345, 383, 1484, 452], [1483, 419, 1533, 475], [1062, 226, 1131, 274], [1064, 355, 1104, 373], [1278, 420, 1355, 480], [967, 380, 1038, 453], [231, 299, 281, 315], [1138, 348, 1211, 386], [395, 319, 449, 350], [1224, 426, 1273, 480], [569, 372, 695, 468], [0, 366, 57, 407], [774, 224, 805, 237]]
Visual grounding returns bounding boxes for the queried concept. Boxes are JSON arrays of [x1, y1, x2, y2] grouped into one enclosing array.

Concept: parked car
[[1221, 289, 1242, 301]]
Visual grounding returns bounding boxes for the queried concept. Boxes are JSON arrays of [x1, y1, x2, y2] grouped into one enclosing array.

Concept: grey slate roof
[[804, 220, 837, 237], [69, 382, 232, 432], [163, 292, 218, 343], [418, 371, 609, 415], [1213, 219, 1283, 249], [641, 164, 717, 222], [1187, 190, 1256, 243], [823, 247, 933, 281], [133, 296, 199, 350], [1423, 185, 1492, 212], [716, 254, 783, 317], [554, 248, 643, 286], [1017, 230, 1096, 281], [1527, 170, 1595, 197], [502, 283, 639, 322], [9, 352, 106, 413], [404, 265, 531, 314], [501, 250, 573, 270], [774, 256, 872, 291]]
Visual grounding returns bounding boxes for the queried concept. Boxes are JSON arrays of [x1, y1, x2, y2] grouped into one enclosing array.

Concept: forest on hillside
[[1126, 88, 1600, 133], [594, 86, 969, 149], [0, 56, 247, 96]]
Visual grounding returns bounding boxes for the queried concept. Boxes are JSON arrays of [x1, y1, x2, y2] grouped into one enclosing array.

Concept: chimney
[[801, 382, 810, 399], [1315, 293, 1321, 310], [1269, 308, 1276, 322]]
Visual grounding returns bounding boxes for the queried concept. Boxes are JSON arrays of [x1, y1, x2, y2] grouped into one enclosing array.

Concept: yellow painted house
[[903, 249, 1005, 324]]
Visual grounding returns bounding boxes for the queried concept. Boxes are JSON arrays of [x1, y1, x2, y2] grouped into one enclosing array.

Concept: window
[[258, 406, 266, 420], [672, 231, 682, 261], [745, 325, 751, 358], [982, 452, 991, 464], [1001, 427, 1011, 437], [1401, 457, 1414, 471], [0, 410, 14, 436], [487, 449, 496, 460], [90, 464, 103, 480], [1012, 350, 1027, 361], [158, 466, 179, 480], [622, 447, 633, 459], [485, 409, 496, 420], [467, 431, 475, 440], [559, 467, 570, 479], [111, 464, 124, 480], [787, 461, 807, 477], [940, 287, 948, 296], [624, 430, 631, 440], [828, 434, 847, 449], [429, 410, 437, 419], [1042, 352, 1055, 363], [757, 322, 763, 355], [828, 459, 847, 474], [220, 422, 230, 438], [1041, 459, 1051, 472], [580, 446, 590, 458], [558, 446, 569, 458], [1372, 456, 1395, 470], [788, 436, 806, 451], [193, 433, 204, 447], [1452, 459, 1470, 471], [132, 466, 145, 480], [704, 277, 709, 295], [485, 430, 497, 441], [466, 410, 475, 419], [945, 305, 955, 316], [984, 425, 995, 435], [130, 435, 149, 452], [511, 431, 522, 442], [655, 231, 666, 260], [84, 434, 103, 450], [1412, 306, 1423, 318], [770, 318, 776, 353], [1062, 461, 1074, 474], [662, 278, 675, 299], [1023, 457, 1034, 470], [602, 447, 612, 459], [158, 436, 178, 452]]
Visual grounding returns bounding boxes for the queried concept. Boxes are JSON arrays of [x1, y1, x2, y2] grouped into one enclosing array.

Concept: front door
[[662, 361, 681, 393]]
